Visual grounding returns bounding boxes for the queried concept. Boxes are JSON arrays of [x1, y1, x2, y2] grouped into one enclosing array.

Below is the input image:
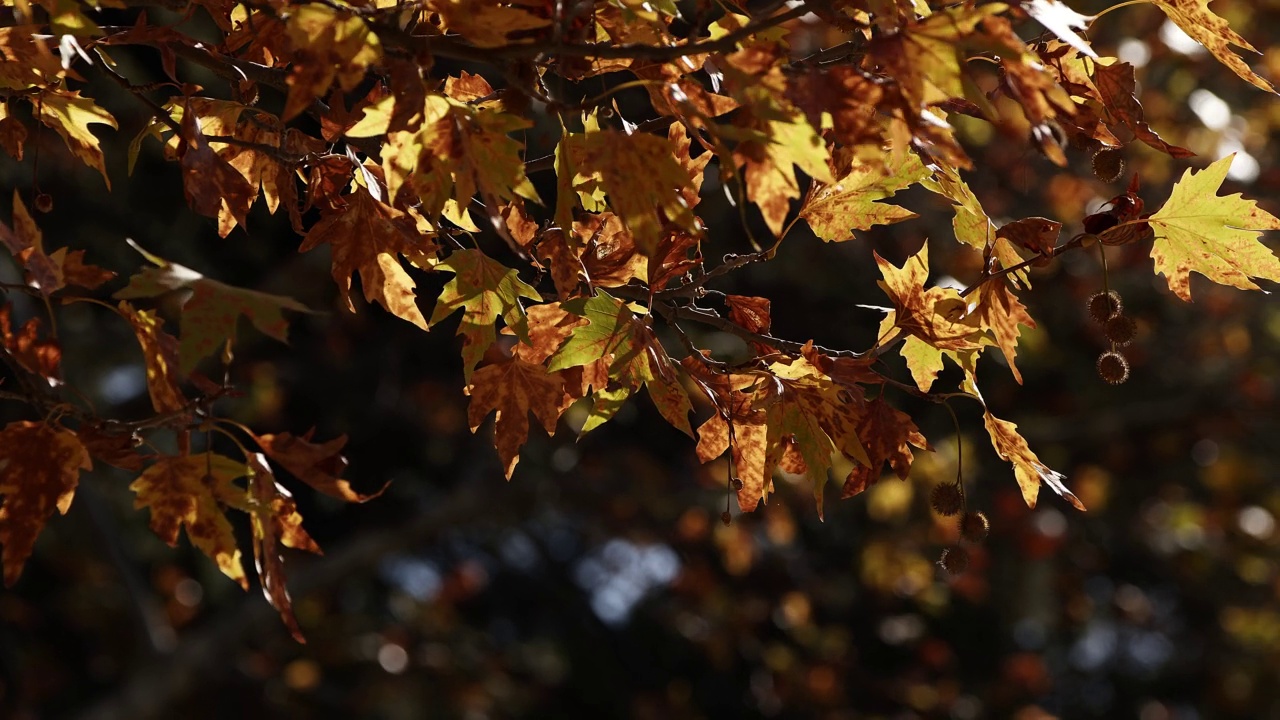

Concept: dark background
[[2, 0, 1280, 718]]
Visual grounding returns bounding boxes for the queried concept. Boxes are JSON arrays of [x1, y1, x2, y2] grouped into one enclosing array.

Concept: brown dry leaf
[[1092, 62, 1195, 158], [841, 396, 929, 499], [535, 229, 586, 300], [299, 187, 434, 329], [0, 421, 91, 585], [131, 453, 251, 588], [426, 0, 551, 48], [179, 108, 257, 237], [247, 453, 321, 642], [445, 71, 496, 103], [76, 424, 147, 471], [574, 213, 646, 289], [787, 66, 883, 148], [0, 101, 26, 160], [800, 148, 924, 242], [875, 244, 984, 351], [251, 429, 386, 503], [0, 305, 60, 385], [996, 216, 1060, 257], [0, 191, 63, 296], [119, 301, 187, 414], [466, 354, 566, 478], [50, 248, 114, 290]]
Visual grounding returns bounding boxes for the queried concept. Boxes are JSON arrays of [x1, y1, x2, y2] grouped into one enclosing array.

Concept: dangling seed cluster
[[930, 483, 964, 516], [1086, 289, 1135, 385], [1092, 147, 1125, 183]]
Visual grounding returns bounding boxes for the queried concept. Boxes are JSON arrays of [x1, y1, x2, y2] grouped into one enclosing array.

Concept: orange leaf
[[119, 301, 187, 414], [251, 430, 385, 503], [1149, 0, 1276, 94], [0, 305, 60, 385], [299, 187, 434, 329], [248, 454, 321, 642], [467, 354, 567, 478], [0, 421, 91, 585]]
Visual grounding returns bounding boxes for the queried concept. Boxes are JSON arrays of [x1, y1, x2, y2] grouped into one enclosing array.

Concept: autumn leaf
[[1146, 154, 1280, 300], [0, 101, 26, 160], [868, 5, 1004, 109], [50, 248, 114, 290], [467, 354, 566, 478], [119, 301, 187, 414], [800, 149, 925, 242], [0, 421, 91, 585], [247, 454, 321, 642], [0, 191, 62, 296], [426, 0, 551, 48], [971, 279, 1036, 384], [1091, 62, 1194, 158], [732, 109, 834, 237], [841, 396, 929, 500], [131, 452, 251, 587], [178, 107, 258, 237], [36, 89, 117, 188], [115, 243, 310, 373], [875, 244, 984, 351], [283, 3, 382, 120], [299, 186, 434, 329], [430, 248, 541, 379], [251, 430, 385, 502], [547, 292, 693, 436], [1149, 0, 1276, 94], [983, 410, 1083, 510], [0, 305, 60, 385], [569, 130, 698, 257]]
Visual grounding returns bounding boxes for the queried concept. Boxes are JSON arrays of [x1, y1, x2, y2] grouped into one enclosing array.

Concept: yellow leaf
[[800, 149, 925, 242], [37, 89, 117, 187], [1148, 154, 1280, 301], [1149, 0, 1276, 93]]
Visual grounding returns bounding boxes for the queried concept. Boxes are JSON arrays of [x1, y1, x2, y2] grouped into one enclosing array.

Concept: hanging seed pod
[[1104, 314, 1137, 346], [1087, 290, 1123, 323], [1096, 351, 1131, 385], [1092, 147, 1125, 183], [939, 546, 970, 575], [930, 483, 964, 516], [960, 511, 991, 542]]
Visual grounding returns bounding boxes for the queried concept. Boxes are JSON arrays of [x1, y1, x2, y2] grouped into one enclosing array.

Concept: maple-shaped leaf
[[731, 109, 835, 237], [178, 107, 258, 238], [0, 421, 91, 585], [50, 248, 114, 290], [430, 249, 541, 379], [876, 244, 984, 351], [684, 360, 774, 511], [983, 410, 1083, 510], [283, 3, 383, 120], [0, 191, 62, 296], [841, 396, 929, 499], [920, 162, 997, 252], [548, 292, 693, 436], [868, 5, 1004, 109], [0, 305, 60, 385], [119, 301, 187, 413], [467, 354, 566, 478], [131, 452, 251, 587], [251, 430, 385, 502], [800, 149, 926, 242], [1147, 154, 1280, 301], [426, 0, 551, 48], [36, 89, 117, 188], [247, 454, 321, 642], [1150, 0, 1276, 94], [971, 279, 1036, 384], [568, 130, 698, 258], [115, 243, 309, 373], [1091, 62, 1194, 158], [299, 186, 434, 329]]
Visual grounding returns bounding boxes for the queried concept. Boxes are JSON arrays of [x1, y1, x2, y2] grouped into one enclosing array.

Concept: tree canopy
[[1, 0, 1279, 664]]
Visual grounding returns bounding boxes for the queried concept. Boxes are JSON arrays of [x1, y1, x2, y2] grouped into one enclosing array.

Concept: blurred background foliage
[[2, 0, 1280, 718]]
